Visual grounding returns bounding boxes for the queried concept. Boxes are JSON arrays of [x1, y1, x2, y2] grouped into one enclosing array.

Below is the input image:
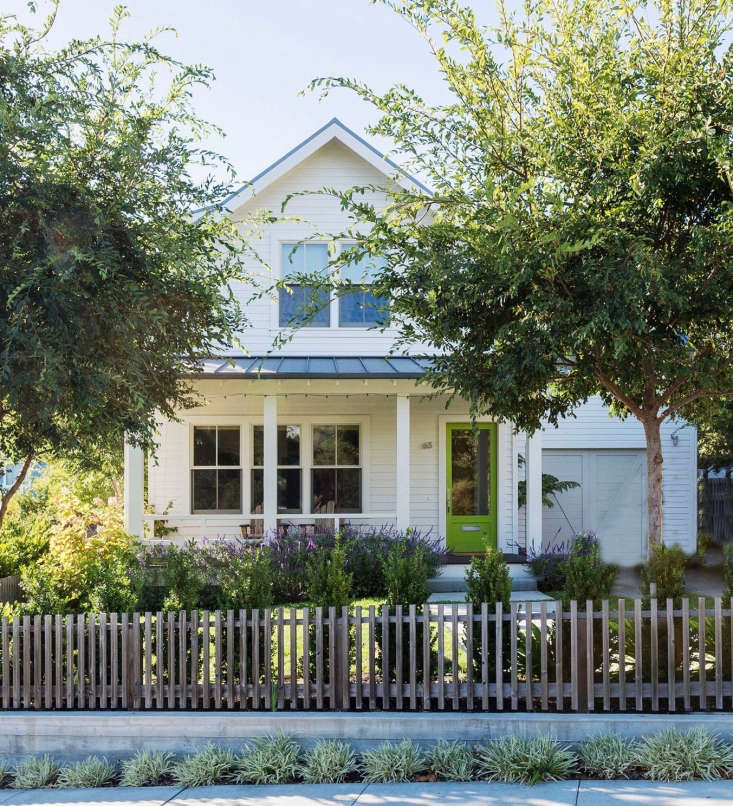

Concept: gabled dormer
[[222, 119, 431, 357]]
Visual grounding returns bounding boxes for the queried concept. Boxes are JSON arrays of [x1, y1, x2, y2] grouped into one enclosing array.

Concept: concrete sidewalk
[[2, 780, 733, 805]]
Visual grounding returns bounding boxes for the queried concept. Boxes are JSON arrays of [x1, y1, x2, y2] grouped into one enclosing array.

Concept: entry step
[[427, 563, 537, 594]]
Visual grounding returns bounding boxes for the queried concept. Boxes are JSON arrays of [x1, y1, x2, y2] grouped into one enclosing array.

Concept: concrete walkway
[[2, 780, 733, 805]]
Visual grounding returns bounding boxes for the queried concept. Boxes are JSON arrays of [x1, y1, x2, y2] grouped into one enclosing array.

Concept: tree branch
[[0, 453, 33, 529]]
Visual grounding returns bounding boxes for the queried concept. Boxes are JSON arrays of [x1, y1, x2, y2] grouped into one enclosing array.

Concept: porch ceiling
[[192, 355, 433, 380]]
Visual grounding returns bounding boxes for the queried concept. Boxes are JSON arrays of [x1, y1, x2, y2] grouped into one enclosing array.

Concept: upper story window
[[279, 243, 330, 327], [339, 253, 389, 328], [191, 426, 241, 513]]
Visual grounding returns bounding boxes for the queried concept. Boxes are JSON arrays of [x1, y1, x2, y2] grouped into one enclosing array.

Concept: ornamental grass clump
[[427, 740, 475, 781], [235, 735, 301, 784], [11, 755, 59, 789], [120, 750, 176, 787], [0, 760, 12, 788], [635, 728, 733, 781], [475, 736, 578, 785], [56, 756, 117, 788], [582, 735, 637, 779], [299, 740, 359, 784], [172, 744, 237, 787], [362, 740, 426, 783]]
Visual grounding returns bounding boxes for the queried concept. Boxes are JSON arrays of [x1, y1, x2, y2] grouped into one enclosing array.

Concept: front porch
[[123, 369, 545, 555]]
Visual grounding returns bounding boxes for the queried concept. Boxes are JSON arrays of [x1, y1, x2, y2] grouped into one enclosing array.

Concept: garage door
[[542, 450, 646, 566]]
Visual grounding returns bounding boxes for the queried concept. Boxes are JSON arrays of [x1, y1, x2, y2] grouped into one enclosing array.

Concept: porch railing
[[1, 596, 730, 712], [143, 512, 398, 539]]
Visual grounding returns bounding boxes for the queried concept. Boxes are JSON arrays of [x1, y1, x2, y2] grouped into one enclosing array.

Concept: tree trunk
[[642, 417, 664, 550], [0, 453, 33, 531]]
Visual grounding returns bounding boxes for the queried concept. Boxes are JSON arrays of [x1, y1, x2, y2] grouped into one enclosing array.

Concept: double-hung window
[[279, 243, 330, 327], [338, 252, 389, 327], [191, 426, 241, 513], [251, 425, 302, 513], [312, 425, 361, 513]]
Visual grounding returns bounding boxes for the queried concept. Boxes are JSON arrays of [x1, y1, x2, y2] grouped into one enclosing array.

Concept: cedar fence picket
[[0, 594, 730, 712]]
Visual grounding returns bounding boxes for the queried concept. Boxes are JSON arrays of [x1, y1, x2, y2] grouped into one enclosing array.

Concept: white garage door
[[542, 450, 646, 566]]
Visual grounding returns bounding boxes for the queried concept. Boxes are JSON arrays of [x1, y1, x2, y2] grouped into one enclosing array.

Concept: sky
[[6, 0, 468, 186]]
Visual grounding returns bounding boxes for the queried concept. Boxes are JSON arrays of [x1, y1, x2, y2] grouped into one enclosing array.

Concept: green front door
[[445, 423, 498, 552]]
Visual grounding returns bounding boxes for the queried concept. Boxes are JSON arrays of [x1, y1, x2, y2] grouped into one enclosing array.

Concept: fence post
[[333, 608, 349, 710], [575, 601, 589, 711]]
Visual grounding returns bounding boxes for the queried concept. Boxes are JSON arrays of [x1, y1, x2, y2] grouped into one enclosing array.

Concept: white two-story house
[[122, 119, 698, 566]]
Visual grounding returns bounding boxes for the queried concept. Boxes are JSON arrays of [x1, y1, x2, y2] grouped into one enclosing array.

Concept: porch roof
[[194, 356, 432, 379]]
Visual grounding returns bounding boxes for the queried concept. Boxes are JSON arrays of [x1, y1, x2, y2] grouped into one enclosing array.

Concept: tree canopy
[[304, 0, 733, 549], [0, 4, 249, 525]]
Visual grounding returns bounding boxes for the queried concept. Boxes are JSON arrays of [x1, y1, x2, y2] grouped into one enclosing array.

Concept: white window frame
[[189, 424, 243, 514], [251, 422, 304, 515], [278, 240, 333, 330], [276, 238, 388, 331], [336, 242, 388, 329], [186, 415, 370, 517], [311, 423, 363, 513]]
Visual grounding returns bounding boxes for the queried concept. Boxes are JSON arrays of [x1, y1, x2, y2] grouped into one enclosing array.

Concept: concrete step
[[427, 563, 537, 594], [426, 589, 556, 607]]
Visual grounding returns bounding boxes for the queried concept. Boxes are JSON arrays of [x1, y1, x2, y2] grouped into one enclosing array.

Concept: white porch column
[[263, 395, 278, 536], [525, 429, 543, 556], [396, 395, 411, 531], [123, 436, 144, 538]]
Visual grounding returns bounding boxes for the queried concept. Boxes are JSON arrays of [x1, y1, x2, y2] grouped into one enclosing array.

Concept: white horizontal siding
[[226, 139, 432, 357], [148, 387, 516, 548], [517, 398, 697, 554]]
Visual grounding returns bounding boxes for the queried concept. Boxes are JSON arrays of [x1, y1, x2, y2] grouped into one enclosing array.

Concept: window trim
[[187, 415, 370, 517], [251, 423, 304, 514], [190, 424, 243, 514], [312, 423, 363, 513], [278, 241, 333, 329], [277, 239, 389, 331]]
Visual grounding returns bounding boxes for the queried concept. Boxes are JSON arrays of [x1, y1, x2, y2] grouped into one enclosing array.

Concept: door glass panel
[[450, 428, 491, 516]]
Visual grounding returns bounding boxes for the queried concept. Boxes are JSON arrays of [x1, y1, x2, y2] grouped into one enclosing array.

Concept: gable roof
[[220, 117, 431, 212]]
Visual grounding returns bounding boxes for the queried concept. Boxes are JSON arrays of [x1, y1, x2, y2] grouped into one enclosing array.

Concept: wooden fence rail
[[1, 597, 731, 712]]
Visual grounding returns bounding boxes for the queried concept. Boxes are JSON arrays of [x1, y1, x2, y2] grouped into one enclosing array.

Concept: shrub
[[362, 740, 426, 783], [635, 728, 733, 781], [0, 760, 12, 787], [582, 735, 637, 779], [265, 526, 444, 603], [562, 533, 617, 605], [219, 546, 274, 611], [172, 744, 237, 787], [694, 531, 712, 565], [475, 736, 578, 785], [306, 537, 352, 608], [0, 517, 50, 581], [235, 735, 301, 784], [383, 538, 431, 606], [528, 541, 572, 593], [427, 740, 475, 781], [641, 544, 686, 603], [723, 544, 733, 599], [465, 546, 511, 609], [12, 755, 59, 789], [120, 750, 176, 787], [19, 491, 138, 615], [158, 542, 208, 612], [56, 756, 117, 788], [300, 740, 359, 784]]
